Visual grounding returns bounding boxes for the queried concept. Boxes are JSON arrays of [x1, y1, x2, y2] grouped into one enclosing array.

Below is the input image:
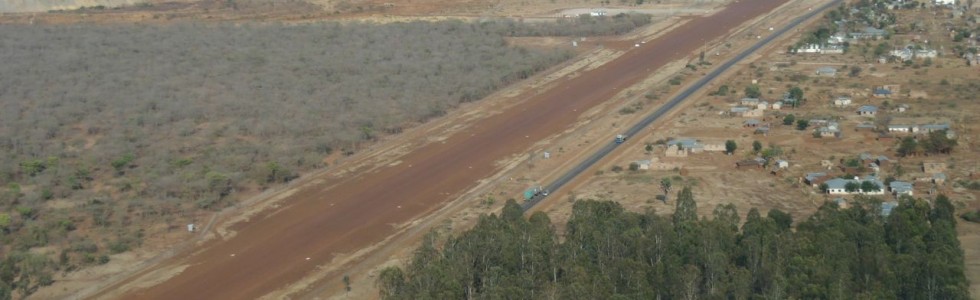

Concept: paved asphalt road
[[523, 0, 843, 211]]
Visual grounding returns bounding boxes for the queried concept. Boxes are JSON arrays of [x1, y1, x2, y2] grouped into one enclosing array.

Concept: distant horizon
[[0, 0, 144, 14]]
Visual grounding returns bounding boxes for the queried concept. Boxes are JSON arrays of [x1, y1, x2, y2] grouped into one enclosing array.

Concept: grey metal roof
[[858, 105, 878, 112], [667, 138, 702, 150], [881, 201, 899, 217], [920, 123, 950, 130], [825, 178, 851, 189], [826, 176, 883, 190], [816, 66, 837, 73], [805, 172, 827, 182], [890, 181, 913, 193], [864, 27, 887, 35]]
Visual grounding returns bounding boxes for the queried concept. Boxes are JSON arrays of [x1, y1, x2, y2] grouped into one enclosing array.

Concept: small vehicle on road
[[524, 186, 542, 201]]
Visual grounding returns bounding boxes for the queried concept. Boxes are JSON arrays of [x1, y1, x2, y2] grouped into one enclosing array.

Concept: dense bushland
[[484, 13, 652, 37], [379, 189, 969, 299], [0, 15, 656, 298]]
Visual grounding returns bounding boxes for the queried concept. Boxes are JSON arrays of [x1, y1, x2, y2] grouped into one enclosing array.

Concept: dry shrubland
[[0, 20, 570, 207], [0, 15, 651, 297], [481, 13, 653, 37]]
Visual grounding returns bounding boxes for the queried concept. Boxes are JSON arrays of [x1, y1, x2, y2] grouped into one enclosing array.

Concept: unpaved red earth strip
[[115, 1, 788, 299]]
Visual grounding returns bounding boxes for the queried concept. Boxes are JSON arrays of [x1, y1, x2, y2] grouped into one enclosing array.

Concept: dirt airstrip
[[82, 1, 791, 299]]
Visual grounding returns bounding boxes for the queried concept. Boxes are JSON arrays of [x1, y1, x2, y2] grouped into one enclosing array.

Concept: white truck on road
[[615, 134, 627, 144]]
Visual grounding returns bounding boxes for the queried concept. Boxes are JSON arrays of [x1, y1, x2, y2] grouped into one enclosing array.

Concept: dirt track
[[114, 1, 788, 298]]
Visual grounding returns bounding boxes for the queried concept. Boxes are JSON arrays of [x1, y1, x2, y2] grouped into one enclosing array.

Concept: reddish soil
[[113, 1, 787, 298]]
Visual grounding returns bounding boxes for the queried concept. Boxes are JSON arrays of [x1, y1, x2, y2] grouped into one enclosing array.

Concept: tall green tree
[[782, 114, 796, 126], [725, 140, 737, 155], [660, 177, 672, 203], [796, 119, 810, 131], [380, 193, 969, 300], [744, 84, 761, 98], [860, 180, 881, 193], [922, 130, 957, 154], [788, 87, 804, 107], [673, 187, 697, 226], [897, 137, 920, 157]]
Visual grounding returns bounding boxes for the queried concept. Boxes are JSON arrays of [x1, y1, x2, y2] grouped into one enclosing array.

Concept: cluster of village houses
[[801, 155, 947, 196], [729, 82, 954, 140], [801, 32, 979, 66], [800, 157, 951, 216], [635, 134, 949, 217], [632, 82, 957, 216], [637, 133, 955, 216], [653, 80, 957, 164], [626, 0, 971, 216], [790, 8, 980, 67]]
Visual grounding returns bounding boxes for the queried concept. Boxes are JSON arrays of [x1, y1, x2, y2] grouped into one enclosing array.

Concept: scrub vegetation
[[0, 14, 652, 297]]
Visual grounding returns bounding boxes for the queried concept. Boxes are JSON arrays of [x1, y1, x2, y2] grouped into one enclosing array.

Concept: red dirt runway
[[117, 0, 787, 298]]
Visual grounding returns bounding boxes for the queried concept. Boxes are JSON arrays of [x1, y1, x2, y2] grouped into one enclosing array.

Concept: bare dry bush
[[0, 20, 581, 293]]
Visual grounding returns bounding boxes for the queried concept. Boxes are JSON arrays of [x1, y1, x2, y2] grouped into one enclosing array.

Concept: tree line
[[897, 130, 958, 157], [378, 188, 969, 299]]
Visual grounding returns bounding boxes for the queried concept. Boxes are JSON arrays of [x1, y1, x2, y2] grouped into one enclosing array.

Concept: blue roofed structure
[[824, 176, 885, 195], [730, 106, 751, 113], [873, 88, 893, 97], [857, 105, 878, 116], [889, 181, 913, 196], [881, 201, 899, 217], [920, 123, 950, 132], [667, 138, 704, 152]]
